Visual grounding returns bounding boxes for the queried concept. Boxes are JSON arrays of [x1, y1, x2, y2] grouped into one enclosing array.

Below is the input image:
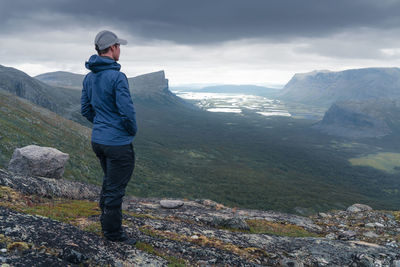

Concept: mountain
[[2, 65, 400, 214], [0, 65, 87, 125], [195, 84, 281, 97], [35, 71, 85, 89], [279, 68, 400, 107], [128, 70, 190, 106], [34, 69, 186, 106], [314, 99, 400, 138], [0, 65, 81, 114]]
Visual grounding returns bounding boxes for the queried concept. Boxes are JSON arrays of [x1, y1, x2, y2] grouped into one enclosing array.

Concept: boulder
[[211, 216, 250, 231], [8, 145, 69, 179], [346, 203, 373, 213], [160, 200, 184, 209]]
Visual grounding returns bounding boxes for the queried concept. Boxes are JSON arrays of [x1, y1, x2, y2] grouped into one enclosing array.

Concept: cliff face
[[0, 168, 399, 266], [129, 71, 168, 95], [279, 68, 400, 107], [314, 99, 400, 138]]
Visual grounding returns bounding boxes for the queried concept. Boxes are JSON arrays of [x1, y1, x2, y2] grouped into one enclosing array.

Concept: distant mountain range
[[279, 68, 400, 107], [2, 64, 400, 213], [187, 84, 281, 97]]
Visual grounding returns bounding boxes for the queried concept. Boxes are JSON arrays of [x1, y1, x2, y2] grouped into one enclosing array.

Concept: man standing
[[81, 30, 137, 245]]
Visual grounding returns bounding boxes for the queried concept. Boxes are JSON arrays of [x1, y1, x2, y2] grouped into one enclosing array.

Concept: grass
[[0, 186, 102, 234], [21, 200, 100, 224], [138, 225, 270, 262], [245, 219, 320, 237], [135, 241, 187, 267], [349, 152, 400, 174]]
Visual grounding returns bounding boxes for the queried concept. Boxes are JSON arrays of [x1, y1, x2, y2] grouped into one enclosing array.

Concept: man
[[81, 30, 137, 245]]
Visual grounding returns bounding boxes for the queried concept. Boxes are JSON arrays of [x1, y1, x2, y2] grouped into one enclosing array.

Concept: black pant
[[91, 142, 135, 240]]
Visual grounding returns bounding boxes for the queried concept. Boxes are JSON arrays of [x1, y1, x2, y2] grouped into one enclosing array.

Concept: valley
[[1, 66, 400, 215]]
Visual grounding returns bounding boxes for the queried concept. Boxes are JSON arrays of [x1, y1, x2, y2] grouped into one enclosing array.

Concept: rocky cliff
[[279, 68, 400, 107], [0, 168, 399, 266], [314, 99, 400, 138]]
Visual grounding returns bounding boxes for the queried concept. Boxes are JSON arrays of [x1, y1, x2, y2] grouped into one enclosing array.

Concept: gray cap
[[94, 30, 127, 50]]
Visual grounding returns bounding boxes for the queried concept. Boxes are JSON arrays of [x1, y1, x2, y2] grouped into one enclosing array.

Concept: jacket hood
[[85, 54, 121, 73]]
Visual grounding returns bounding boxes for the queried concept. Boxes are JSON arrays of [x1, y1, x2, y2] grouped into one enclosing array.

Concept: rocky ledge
[[0, 168, 399, 266]]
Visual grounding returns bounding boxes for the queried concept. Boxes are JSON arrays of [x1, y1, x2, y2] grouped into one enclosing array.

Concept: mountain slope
[[279, 68, 400, 107], [0, 65, 87, 125], [314, 99, 400, 138], [35, 71, 85, 90], [2, 67, 400, 214], [0, 89, 101, 185]]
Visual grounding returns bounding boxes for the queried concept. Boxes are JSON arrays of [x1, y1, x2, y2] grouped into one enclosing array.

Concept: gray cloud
[[2, 0, 400, 85], [2, 0, 400, 44]]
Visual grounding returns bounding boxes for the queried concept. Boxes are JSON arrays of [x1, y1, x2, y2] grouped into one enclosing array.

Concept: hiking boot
[[106, 235, 137, 245]]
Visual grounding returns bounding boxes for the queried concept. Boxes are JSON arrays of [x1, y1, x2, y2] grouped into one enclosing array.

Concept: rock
[[280, 258, 304, 267], [346, 204, 373, 213], [0, 169, 100, 200], [8, 145, 69, 179], [363, 231, 379, 238], [338, 230, 357, 240], [325, 233, 337, 240], [318, 212, 330, 218], [160, 200, 184, 209], [393, 260, 400, 267], [60, 247, 86, 264], [211, 216, 250, 231], [352, 254, 375, 267]]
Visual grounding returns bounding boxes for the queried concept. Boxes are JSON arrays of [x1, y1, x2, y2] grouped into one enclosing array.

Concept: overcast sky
[[1, 0, 400, 86]]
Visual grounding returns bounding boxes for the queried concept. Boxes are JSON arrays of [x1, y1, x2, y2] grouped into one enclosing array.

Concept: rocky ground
[[0, 168, 399, 266]]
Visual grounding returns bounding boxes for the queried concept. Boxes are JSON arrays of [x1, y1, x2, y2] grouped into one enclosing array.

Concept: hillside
[[0, 89, 101, 185], [0, 169, 399, 266], [2, 66, 400, 215], [314, 99, 400, 138], [279, 68, 400, 107], [35, 71, 85, 90]]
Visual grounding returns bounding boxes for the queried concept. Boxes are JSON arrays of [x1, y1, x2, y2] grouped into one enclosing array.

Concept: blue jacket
[[81, 55, 137, 146]]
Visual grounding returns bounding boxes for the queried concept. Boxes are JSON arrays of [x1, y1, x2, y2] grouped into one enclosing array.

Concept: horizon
[[2, 0, 400, 85], [14, 64, 400, 88]]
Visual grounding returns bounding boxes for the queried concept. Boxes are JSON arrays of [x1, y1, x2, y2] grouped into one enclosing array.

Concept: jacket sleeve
[[115, 73, 138, 136], [81, 75, 95, 123]]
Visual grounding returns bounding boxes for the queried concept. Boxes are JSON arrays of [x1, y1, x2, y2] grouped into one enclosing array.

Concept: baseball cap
[[94, 30, 127, 50]]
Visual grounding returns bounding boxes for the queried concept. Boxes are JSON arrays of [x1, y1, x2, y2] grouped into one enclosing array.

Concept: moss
[[135, 241, 187, 267], [124, 210, 163, 220], [21, 199, 100, 224], [246, 219, 320, 237], [138, 226, 269, 263], [7, 241, 30, 251], [393, 211, 400, 222]]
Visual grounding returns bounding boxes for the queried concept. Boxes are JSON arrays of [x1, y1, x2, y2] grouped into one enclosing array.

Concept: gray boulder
[[211, 216, 250, 231], [346, 203, 373, 213], [8, 145, 69, 179], [160, 200, 184, 209]]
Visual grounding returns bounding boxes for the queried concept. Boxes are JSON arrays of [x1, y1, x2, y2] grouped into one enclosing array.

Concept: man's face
[[111, 44, 121, 61]]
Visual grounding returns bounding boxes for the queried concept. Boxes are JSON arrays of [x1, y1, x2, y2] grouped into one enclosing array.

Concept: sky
[[1, 0, 400, 86]]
